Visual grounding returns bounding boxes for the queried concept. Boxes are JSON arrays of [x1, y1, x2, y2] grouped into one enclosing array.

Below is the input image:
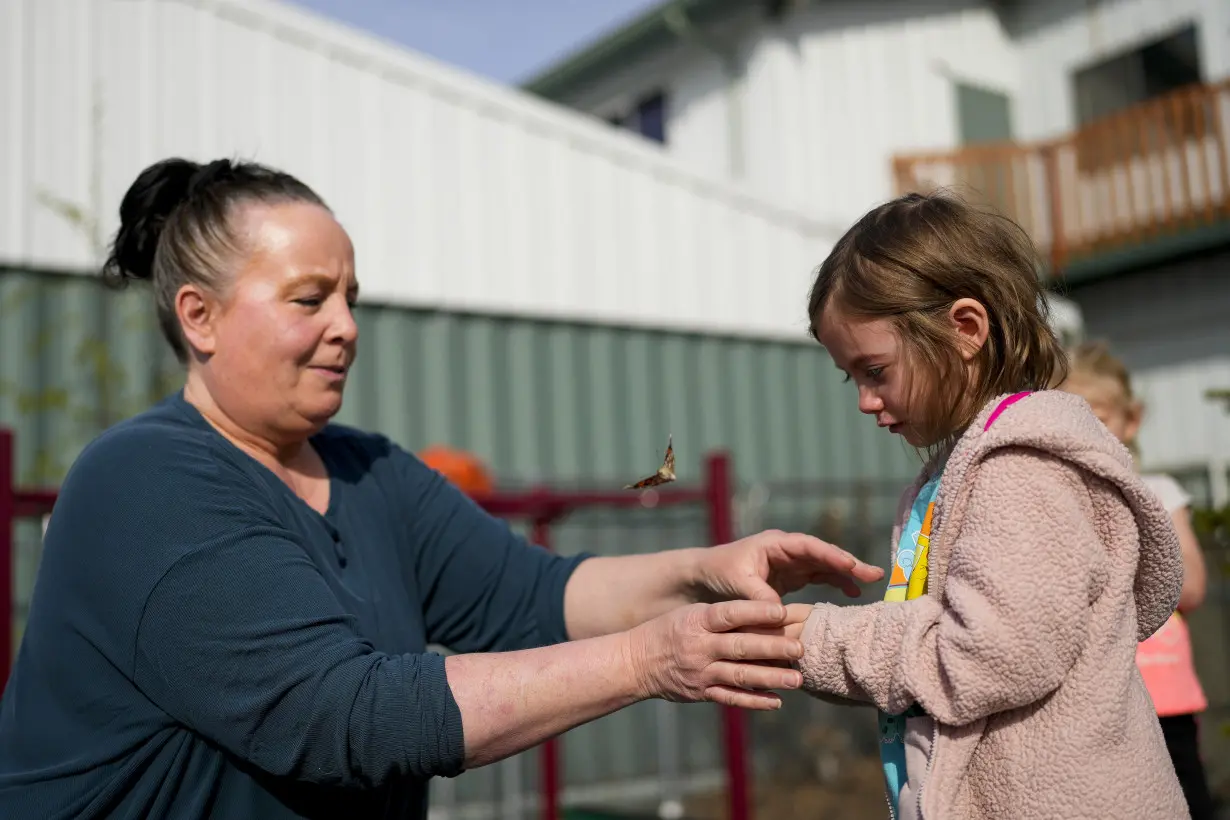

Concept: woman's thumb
[[740, 577, 782, 604]]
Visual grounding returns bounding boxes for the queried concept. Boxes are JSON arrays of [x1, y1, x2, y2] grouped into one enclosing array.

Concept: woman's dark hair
[[101, 157, 328, 362]]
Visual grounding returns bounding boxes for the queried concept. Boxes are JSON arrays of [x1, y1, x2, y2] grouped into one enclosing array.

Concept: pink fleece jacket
[[795, 391, 1188, 820]]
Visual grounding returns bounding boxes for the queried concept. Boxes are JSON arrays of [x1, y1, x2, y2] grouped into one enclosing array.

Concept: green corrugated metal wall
[[1, 266, 915, 491], [1, 266, 916, 814]]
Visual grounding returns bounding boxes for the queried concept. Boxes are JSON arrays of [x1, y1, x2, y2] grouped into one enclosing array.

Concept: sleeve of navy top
[[388, 445, 592, 653], [73, 424, 467, 788]]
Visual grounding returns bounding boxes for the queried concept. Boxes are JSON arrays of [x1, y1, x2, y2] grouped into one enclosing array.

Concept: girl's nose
[[857, 386, 883, 415]]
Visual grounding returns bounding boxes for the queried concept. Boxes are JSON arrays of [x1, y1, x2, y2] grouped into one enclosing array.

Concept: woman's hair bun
[[101, 157, 202, 285]]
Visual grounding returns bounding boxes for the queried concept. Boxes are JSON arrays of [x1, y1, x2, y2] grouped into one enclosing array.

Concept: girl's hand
[[625, 600, 804, 710], [739, 602, 815, 641], [733, 604, 816, 669]]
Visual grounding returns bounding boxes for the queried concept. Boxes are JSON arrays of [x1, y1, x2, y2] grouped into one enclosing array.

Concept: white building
[[525, 0, 1228, 222], [0, 0, 846, 343], [0, 2, 916, 818], [526, 0, 1230, 507]]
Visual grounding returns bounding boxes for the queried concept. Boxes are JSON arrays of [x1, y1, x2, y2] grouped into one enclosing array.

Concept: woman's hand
[[625, 600, 804, 710], [562, 531, 882, 641], [691, 529, 884, 603]]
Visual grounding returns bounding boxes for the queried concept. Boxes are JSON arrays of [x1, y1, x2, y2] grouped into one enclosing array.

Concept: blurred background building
[[1, 0, 1228, 818]]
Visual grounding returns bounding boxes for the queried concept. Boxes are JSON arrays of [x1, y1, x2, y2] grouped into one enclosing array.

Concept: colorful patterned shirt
[[879, 470, 941, 816]]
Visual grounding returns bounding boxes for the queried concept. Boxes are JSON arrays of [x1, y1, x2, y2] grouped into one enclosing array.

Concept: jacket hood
[[959, 390, 1183, 641]]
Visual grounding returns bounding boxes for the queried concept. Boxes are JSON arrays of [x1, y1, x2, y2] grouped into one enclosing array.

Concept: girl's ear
[[1123, 399, 1144, 445], [948, 298, 990, 361]]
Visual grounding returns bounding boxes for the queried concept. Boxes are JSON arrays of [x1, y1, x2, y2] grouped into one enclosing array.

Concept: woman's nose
[[329, 300, 359, 346]]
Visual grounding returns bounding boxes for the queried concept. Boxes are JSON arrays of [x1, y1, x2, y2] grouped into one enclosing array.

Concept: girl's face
[[1060, 373, 1141, 445], [816, 306, 927, 446], [815, 298, 989, 448]]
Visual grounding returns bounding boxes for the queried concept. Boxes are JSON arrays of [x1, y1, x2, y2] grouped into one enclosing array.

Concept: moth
[[624, 434, 676, 489]]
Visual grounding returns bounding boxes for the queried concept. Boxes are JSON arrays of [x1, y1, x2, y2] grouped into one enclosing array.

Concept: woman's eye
[[294, 297, 322, 307]]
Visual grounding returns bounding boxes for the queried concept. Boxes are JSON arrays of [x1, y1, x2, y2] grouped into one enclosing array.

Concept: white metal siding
[[1068, 252, 1230, 506], [548, 0, 1022, 226], [0, 0, 840, 342], [1007, 0, 1230, 140], [749, 0, 1020, 223]]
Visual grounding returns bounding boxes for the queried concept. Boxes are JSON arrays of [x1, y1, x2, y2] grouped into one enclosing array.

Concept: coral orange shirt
[[1136, 473, 1207, 717]]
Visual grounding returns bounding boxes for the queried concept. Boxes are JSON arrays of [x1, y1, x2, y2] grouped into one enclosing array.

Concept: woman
[[0, 157, 881, 820]]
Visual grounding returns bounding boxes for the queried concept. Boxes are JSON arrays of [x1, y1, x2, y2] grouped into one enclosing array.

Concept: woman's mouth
[[311, 365, 348, 382]]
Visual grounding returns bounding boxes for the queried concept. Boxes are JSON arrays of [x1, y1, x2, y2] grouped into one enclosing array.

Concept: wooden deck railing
[[893, 79, 1230, 274]]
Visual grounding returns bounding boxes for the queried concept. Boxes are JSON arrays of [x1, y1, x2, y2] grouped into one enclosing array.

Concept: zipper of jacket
[[915, 718, 940, 818]]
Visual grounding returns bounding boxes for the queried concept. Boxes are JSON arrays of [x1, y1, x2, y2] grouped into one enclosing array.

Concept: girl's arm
[[789, 448, 1111, 727], [1173, 505, 1206, 612]]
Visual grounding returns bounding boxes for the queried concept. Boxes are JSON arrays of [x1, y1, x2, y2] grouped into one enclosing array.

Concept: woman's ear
[[949, 298, 990, 361], [176, 283, 219, 357]]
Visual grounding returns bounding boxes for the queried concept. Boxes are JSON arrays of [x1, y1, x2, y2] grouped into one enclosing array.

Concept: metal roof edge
[[519, 0, 744, 101]]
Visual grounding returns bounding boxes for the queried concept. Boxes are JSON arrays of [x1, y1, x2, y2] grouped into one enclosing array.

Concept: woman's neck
[[182, 373, 308, 470]]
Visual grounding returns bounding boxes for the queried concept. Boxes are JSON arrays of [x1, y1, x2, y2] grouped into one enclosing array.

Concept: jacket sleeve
[[795, 448, 1101, 726], [134, 525, 467, 787]]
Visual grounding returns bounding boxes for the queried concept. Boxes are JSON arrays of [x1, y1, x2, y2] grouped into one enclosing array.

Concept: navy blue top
[[0, 392, 588, 819]]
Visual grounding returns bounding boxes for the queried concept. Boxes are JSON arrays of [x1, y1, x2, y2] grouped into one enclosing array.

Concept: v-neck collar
[[168, 389, 341, 528]]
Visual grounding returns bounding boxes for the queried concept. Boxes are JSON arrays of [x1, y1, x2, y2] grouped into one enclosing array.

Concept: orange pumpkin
[[417, 445, 494, 498]]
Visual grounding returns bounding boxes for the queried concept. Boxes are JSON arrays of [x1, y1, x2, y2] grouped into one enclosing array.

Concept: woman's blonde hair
[[806, 190, 1068, 446]]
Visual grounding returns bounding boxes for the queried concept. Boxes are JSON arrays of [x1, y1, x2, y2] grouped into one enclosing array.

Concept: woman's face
[[181, 200, 359, 441]]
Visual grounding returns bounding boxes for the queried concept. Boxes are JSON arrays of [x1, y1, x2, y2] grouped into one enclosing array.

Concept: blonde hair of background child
[[806, 190, 1069, 447], [1066, 339, 1143, 458]]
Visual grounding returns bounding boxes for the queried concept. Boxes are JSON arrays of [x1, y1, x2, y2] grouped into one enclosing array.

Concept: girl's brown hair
[[806, 190, 1068, 446]]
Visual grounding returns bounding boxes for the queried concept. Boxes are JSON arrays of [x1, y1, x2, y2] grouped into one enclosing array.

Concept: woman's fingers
[[702, 600, 789, 633], [806, 571, 863, 598], [711, 630, 802, 663], [704, 685, 784, 711], [706, 660, 802, 693]]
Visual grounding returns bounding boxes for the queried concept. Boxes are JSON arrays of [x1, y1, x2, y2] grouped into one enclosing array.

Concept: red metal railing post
[[0, 429, 15, 691], [704, 452, 751, 820], [531, 516, 562, 820]]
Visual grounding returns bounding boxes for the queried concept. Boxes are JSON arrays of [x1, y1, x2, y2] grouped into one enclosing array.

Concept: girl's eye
[[841, 372, 852, 384], [867, 366, 885, 380]]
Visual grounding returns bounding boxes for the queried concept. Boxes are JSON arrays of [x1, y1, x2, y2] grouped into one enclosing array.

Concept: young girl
[[1060, 340, 1215, 820], [781, 192, 1188, 819]]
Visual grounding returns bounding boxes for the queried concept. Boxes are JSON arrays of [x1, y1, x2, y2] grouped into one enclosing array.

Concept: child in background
[[775, 191, 1188, 819], [1060, 340, 1215, 820]]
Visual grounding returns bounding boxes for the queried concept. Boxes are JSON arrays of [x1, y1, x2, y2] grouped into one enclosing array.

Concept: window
[[952, 81, 1015, 216], [1070, 24, 1204, 172], [955, 82, 1013, 146], [1072, 24, 1203, 127], [607, 90, 668, 144], [1170, 465, 1215, 512]]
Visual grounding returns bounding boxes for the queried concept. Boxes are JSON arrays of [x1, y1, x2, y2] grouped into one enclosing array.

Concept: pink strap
[[984, 391, 1031, 431]]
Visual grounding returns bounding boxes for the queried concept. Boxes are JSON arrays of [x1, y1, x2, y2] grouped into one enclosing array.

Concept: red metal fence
[[0, 426, 749, 820]]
